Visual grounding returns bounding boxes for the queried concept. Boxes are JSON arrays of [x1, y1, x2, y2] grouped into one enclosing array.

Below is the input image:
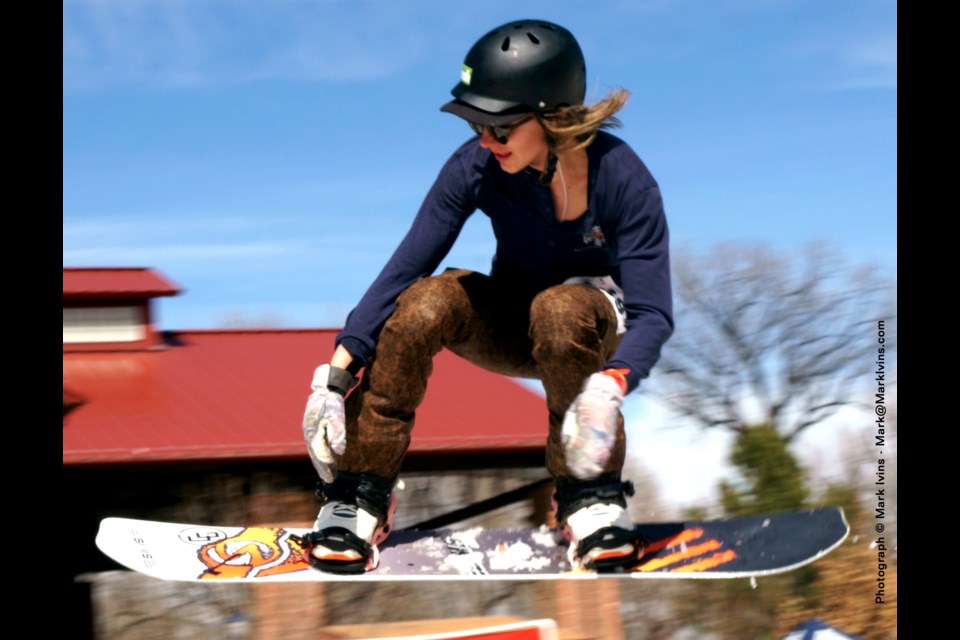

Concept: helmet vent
[[501, 37, 510, 51], [527, 33, 540, 45]]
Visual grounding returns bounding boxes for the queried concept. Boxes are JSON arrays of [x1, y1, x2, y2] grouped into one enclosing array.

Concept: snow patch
[[487, 540, 551, 572], [531, 525, 559, 548], [447, 528, 482, 549], [408, 534, 449, 560], [443, 551, 487, 575], [441, 529, 487, 574]]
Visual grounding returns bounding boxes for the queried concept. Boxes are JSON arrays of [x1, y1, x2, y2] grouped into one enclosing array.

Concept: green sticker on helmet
[[460, 64, 473, 86]]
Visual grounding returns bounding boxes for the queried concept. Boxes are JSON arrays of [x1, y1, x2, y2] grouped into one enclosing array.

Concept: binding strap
[[574, 526, 645, 572], [295, 528, 373, 575], [318, 471, 394, 522], [553, 473, 635, 523]]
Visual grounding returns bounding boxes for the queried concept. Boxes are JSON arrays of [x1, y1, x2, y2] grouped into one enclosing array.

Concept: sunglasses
[[468, 115, 535, 144]]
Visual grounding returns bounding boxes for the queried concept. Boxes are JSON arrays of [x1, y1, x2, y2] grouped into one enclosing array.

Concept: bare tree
[[650, 242, 895, 441]]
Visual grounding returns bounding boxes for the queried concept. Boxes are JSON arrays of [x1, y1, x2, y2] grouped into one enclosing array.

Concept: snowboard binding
[[572, 525, 646, 572], [295, 527, 377, 575], [554, 474, 645, 572], [298, 472, 396, 575]]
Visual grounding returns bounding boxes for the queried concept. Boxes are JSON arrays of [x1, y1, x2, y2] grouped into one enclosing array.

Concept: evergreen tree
[[720, 423, 807, 516]]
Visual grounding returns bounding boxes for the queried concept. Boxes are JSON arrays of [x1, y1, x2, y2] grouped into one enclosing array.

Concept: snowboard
[[95, 507, 847, 582]]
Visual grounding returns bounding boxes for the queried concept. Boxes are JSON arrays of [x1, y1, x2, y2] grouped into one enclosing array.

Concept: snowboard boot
[[299, 472, 396, 575], [553, 474, 643, 572]]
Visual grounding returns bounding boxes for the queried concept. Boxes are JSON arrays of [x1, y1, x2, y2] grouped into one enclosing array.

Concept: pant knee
[[529, 285, 610, 359], [390, 271, 473, 337]]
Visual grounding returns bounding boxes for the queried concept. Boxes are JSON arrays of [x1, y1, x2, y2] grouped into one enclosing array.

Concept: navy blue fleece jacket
[[335, 131, 673, 392]]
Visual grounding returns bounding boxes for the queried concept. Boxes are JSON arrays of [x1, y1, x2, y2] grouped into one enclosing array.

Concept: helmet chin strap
[[539, 152, 558, 185], [538, 133, 559, 185]]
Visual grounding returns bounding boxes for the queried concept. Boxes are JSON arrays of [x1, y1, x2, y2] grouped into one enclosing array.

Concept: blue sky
[[63, 0, 897, 508]]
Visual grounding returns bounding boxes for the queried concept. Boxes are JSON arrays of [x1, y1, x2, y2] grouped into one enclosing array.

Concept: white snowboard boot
[[554, 475, 643, 571], [301, 474, 396, 574], [563, 501, 641, 570]]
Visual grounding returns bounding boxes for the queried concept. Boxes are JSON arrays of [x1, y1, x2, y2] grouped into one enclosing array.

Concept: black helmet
[[441, 19, 586, 126]]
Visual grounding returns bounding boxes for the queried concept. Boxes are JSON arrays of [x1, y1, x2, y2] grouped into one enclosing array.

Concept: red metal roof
[[63, 267, 181, 300], [63, 386, 87, 416], [62, 329, 549, 465]]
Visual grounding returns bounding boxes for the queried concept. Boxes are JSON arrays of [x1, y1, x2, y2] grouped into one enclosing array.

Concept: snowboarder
[[301, 18, 673, 574]]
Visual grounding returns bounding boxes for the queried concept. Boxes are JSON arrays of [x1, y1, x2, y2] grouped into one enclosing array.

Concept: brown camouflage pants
[[339, 269, 625, 482]]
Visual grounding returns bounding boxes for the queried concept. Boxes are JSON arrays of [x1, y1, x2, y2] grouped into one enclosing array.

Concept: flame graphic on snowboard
[[196, 527, 309, 580], [634, 527, 737, 572]]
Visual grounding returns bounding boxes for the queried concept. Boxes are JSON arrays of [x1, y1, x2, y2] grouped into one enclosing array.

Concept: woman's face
[[477, 116, 549, 174]]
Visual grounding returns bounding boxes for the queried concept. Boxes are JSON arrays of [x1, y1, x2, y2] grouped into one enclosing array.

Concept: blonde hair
[[536, 88, 630, 152]]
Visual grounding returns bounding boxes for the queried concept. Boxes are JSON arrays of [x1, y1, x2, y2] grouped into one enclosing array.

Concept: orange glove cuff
[[602, 368, 630, 395]]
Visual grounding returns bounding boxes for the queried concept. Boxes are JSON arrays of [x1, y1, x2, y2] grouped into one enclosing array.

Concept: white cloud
[[63, 0, 434, 92], [830, 34, 898, 90], [62, 241, 289, 265], [791, 30, 898, 92]]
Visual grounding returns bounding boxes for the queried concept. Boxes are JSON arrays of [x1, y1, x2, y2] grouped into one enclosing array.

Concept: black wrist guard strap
[[327, 366, 357, 397]]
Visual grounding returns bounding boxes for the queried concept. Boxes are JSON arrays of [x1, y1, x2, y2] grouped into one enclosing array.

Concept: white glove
[[302, 364, 349, 483], [561, 372, 625, 480]]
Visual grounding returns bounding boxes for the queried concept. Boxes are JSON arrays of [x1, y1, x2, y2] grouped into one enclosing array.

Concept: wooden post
[[250, 490, 326, 639], [552, 579, 625, 640]]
